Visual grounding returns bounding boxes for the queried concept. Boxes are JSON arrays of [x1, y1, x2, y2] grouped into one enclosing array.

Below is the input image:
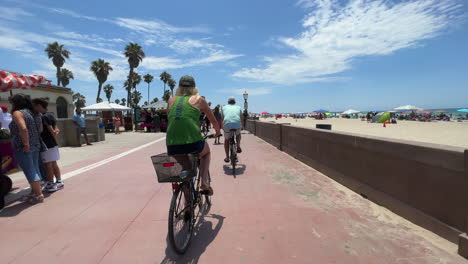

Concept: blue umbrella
[[313, 109, 329, 113], [457, 109, 468, 113]]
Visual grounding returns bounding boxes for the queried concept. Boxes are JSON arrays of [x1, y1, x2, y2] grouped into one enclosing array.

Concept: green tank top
[[167, 96, 203, 146]]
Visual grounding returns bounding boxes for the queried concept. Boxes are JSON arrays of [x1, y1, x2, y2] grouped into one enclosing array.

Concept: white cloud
[[0, 35, 36, 52], [233, 0, 464, 84], [0, 6, 33, 21], [141, 52, 243, 71], [47, 7, 109, 22], [168, 39, 223, 54], [218, 88, 272, 96], [113, 17, 211, 34], [141, 57, 183, 70]]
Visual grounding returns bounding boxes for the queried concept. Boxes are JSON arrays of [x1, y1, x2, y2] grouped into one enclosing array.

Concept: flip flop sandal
[[224, 158, 230, 163], [237, 147, 242, 153], [27, 195, 44, 204]]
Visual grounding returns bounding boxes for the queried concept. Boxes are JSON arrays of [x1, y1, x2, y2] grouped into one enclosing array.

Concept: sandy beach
[[264, 117, 468, 149]]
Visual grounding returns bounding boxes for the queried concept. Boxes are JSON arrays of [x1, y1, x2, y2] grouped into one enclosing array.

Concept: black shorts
[[167, 140, 205, 156]]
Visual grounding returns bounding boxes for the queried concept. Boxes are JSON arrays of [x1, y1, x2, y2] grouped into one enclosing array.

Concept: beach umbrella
[[261, 111, 269, 114], [341, 109, 360, 115], [394, 105, 421, 111], [313, 109, 329, 113], [81, 101, 131, 111], [457, 109, 468, 113]]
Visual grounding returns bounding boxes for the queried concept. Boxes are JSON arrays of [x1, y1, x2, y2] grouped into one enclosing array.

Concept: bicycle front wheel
[[168, 183, 194, 254]]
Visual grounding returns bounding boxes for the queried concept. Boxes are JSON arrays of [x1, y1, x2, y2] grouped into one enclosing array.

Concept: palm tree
[[159, 71, 172, 95], [143, 74, 154, 105], [45, 41, 70, 86], [131, 90, 142, 107], [103, 84, 114, 102], [162, 90, 171, 103], [90, 59, 113, 103], [72, 92, 86, 109], [121, 98, 127, 106], [151, 97, 159, 104], [124, 72, 141, 100], [59, 68, 74, 87], [168, 78, 176, 96], [115, 99, 120, 104], [124, 43, 145, 106]]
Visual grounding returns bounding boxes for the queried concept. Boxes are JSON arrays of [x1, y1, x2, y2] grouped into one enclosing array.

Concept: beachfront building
[[0, 83, 74, 118]]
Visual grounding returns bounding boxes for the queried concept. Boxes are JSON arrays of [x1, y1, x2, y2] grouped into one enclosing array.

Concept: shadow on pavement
[[160, 214, 225, 264], [0, 191, 53, 217], [0, 200, 33, 217], [223, 164, 246, 176]]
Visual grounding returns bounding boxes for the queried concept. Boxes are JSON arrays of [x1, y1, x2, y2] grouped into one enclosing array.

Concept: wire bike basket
[[151, 153, 198, 183]]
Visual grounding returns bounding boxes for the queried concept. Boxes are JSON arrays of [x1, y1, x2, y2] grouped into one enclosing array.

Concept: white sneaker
[[56, 181, 64, 190], [46, 182, 58, 193]]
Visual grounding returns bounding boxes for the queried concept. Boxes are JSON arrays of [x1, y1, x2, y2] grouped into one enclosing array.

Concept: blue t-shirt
[[73, 114, 86, 128], [222, 104, 242, 130]]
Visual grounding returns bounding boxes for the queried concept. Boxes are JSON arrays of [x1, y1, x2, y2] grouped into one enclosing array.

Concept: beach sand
[[264, 117, 468, 149]]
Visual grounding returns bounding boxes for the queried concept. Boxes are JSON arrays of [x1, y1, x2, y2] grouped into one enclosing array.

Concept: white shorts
[[41, 146, 60, 163], [224, 128, 241, 140]]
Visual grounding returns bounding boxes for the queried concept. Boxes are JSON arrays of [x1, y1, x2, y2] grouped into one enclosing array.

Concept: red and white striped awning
[[0, 70, 51, 92]]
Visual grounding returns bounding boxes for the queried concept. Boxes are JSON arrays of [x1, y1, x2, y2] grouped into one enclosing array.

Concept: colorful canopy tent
[[377, 112, 391, 123], [394, 105, 421, 111], [81, 101, 131, 111], [313, 109, 329, 113], [0, 70, 50, 92], [341, 109, 360, 115], [261, 111, 269, 114], [371, 112, 391, 123]]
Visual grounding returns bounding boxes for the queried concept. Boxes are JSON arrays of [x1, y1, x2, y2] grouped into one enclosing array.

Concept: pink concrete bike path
[[0, 132, 465, 264]]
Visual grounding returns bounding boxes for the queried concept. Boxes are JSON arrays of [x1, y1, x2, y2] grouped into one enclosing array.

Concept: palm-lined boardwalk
[[0, 132, 465, 264]]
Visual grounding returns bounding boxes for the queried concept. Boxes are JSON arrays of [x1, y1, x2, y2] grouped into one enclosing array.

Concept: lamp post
[[243, 90, 248, 114]]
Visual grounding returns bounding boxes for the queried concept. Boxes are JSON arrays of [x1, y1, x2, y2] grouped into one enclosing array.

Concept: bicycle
[[151, 135, 215, 254], [200, 122, 209, 137], [228, 129, 238, 176]]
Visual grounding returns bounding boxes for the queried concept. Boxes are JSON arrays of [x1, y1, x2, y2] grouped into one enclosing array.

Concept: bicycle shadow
[[223, 164, 246, 177], [160, 213, 225, 264]]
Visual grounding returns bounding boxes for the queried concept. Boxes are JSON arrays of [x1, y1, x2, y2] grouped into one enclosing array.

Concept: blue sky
[[1, 0, 467, 113]]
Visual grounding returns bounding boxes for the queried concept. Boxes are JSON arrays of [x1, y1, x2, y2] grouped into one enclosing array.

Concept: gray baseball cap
[[179, 75, 196, 87]]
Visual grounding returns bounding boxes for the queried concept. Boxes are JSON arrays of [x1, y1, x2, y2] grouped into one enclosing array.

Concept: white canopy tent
[[341, 109, 360, 115], [81, 101, 131, 111], [394, 105, 421, 111], [141, 101, 168, 110]]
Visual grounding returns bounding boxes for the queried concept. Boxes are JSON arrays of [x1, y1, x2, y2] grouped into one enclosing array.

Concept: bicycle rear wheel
[[205, 171, 212, 207], [230, 141, 237, 176], [168, 182, 194, 254]]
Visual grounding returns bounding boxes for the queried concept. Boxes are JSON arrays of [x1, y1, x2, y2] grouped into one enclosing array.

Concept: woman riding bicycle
[[166, 75, 220, 196]]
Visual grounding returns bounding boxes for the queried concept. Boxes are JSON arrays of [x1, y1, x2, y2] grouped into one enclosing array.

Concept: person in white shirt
[[0, 106, 12, 130]]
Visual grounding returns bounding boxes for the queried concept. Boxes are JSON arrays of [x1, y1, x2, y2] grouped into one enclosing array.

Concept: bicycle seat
[[229, 129, 237, 132]]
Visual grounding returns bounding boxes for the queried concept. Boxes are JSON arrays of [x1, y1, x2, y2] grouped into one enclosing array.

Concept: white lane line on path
[[5, 137, 166, 204], [62, 137, 166, 180]]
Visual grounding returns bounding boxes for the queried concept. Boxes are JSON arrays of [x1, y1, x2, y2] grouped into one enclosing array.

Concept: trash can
[[316, 124, 332, 130]]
